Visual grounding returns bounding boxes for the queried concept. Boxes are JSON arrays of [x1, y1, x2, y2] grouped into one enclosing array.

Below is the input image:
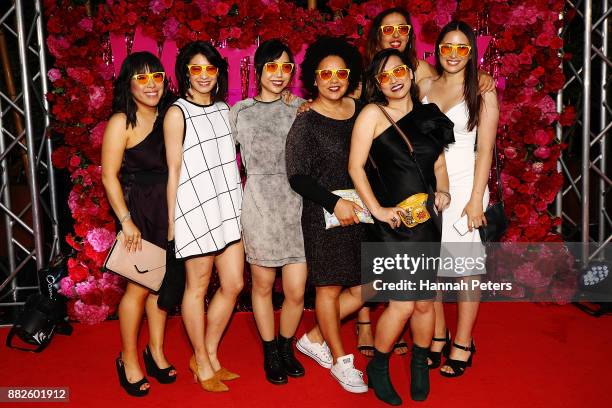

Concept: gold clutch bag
[[396, 193, 431, 228], [103, 233, 166, 291]]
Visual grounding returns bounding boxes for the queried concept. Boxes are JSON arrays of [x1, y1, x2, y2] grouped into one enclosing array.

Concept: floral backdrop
[[45, 0, 574, 324]]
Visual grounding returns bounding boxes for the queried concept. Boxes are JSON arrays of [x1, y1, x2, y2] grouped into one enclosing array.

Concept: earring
[[214, 82, 219, 95]]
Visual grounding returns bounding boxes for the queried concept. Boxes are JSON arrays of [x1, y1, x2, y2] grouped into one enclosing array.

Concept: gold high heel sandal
[[189, 355, 229, 392]]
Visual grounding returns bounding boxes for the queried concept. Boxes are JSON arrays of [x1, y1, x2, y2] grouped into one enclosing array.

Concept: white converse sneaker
[[296, 333, 333, 369], [330, 354, 368, 393]]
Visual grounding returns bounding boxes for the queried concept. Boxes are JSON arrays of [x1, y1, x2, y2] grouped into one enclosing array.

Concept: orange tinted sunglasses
[[264, 62, 295, 74], [187, 64, 219, 76], [375, 64, 409, 85], [132, 72, 165, 85], [379, 24, 411, 37], [315, 68, 350, 81], [438, 43, 472, 58]]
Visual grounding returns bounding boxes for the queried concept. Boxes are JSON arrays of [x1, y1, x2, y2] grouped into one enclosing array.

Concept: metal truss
[[0, 0, 60, 309], [558, 0, 611, 260]]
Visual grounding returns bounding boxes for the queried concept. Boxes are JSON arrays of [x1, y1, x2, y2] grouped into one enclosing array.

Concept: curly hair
[[364, 48, 421, 107], [112, 51, 170, 129], [175, 41, 228, 102], [300, 36, 362, 99]]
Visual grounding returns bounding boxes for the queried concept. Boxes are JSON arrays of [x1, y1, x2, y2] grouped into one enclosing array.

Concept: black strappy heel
[[143, 345, 177, 384], [428, 329, 450, 369], [440, 340, 476, 378], [116, 354, 149, 397], [356, 321, 375, 357]]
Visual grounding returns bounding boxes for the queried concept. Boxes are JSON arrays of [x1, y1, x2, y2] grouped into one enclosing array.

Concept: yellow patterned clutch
[[396, 193, 431, 228]]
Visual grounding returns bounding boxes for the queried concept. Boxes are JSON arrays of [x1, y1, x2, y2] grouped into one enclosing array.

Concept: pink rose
[[47, 68, 62, 82], [88, 86, 106, 111], [162, 17, 180, 38], [504, 146, 518, 160], [533, 146, 551, 159], [72, 300, 110, 325], [78, 18, 93, 32], [86, 228, 115, 253]]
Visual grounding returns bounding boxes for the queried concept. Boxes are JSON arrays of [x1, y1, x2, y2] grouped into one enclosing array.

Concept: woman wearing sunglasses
[[348, 48, 454, 405], [418, 21, 499, 378], [354, 6, 496, 357], [285, 37, 368, 394], [101, 51, 177, 396], [228, 39, 307, 385], [164, 41, 244, 392]]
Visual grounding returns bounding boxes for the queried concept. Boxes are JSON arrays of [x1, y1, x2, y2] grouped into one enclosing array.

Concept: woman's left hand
[[478, 72, 496, 95], [281, 90, 298, 104], [434, 191, 451, 211], [462, 199, 486, 231]]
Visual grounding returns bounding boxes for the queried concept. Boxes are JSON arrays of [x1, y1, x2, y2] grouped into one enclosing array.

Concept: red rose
[[69, 154, 81, 168], [514, 203, 530, 219], [68, 258, 89, 282]]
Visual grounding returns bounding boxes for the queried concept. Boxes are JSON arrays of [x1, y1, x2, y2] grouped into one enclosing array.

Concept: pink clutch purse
[[103, 234, 166, 292]]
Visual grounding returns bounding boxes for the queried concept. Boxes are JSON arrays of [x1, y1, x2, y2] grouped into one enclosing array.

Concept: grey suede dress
[[229, 97, 306, 267]]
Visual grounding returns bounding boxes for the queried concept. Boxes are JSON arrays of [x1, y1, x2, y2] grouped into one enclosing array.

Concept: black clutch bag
[[479, 143, 508, 243]]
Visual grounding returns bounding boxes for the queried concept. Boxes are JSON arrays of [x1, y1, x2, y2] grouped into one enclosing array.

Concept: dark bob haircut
[[435, 21, 480, 131], [175, 41, 228, 102], [254, 39, 295, 86], [300, 36, 362, 99], [112, 51, 169, 129], [366, 7, 417, 69], [364, 48, 420, 108]]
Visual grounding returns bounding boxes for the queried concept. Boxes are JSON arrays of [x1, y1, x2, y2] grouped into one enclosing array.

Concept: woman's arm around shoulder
[[164, 105, 185, 240]]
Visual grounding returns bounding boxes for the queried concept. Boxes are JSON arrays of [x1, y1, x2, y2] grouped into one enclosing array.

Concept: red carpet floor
[[1, 303, 611, 408]]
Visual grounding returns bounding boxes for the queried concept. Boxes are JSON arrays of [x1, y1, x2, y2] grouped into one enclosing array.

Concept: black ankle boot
[[263, 339, 287, 385], [366, 349, 402, 406], [277, 335, 305, 377], [410, 344, 430, 401]]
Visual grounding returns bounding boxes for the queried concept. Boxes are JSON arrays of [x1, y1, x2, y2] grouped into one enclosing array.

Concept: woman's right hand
[[297, 99, 313, 115], [333, 199, 361, 226], [121, 219, 142, 252], [373, 206, 405, 229]]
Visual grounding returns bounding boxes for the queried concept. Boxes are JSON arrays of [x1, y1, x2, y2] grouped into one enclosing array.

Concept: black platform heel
[[428, 329, 450, 369], [143, 345, 177, 384], [440, 340, 476, 378], [116, 354, 149, 397]]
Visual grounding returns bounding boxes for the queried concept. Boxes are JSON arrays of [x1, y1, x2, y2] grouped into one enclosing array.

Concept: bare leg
[[427, 299, 447, 365], [206, 241, 245, 371], [118, 282, 150, 390], [441, 276, 480, 375], [374, 301, 414, 352], [279, 263, 307, 338], [308, 285, 365, 361], [356, 306, 374, 357], [410, 300, 435, 348], [145, 293, 176, 376], [182, 255, 215, 380], [313, 286, 343, 362], [251, 264, 277, 341]]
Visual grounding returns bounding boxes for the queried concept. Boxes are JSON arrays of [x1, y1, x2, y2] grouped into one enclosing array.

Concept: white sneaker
[[330, 354, 368, 393], [296, 333, 333, 369]]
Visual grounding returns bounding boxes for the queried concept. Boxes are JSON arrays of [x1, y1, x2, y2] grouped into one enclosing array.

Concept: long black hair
[[366, 7, 417, 69], [435, 21, 480, 131], [300, 36, 362, 99], [175, 41, 228, 102], [112, 51, 169, 129], [364, 48, 420, 107], [254, 39, 295, 91]]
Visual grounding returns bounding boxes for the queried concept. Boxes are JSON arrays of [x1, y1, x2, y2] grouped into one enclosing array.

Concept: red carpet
[[1, 303, 611, 407]]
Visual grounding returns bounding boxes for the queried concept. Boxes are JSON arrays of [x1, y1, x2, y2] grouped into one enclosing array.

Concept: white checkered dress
[[173, 99, 242, 258]]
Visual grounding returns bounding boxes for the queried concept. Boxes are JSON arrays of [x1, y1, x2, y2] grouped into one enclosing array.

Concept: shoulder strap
[[375, 104, 433, 194]]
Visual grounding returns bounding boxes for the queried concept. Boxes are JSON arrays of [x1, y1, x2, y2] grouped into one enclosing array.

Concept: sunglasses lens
[[337, 69, 349, 80], [381, 25, 394, 36], [281, 63, 294, 74], [440, 45, 453, 56], [265, 63, 278, 73], [377, 73, 390, 84], [393, 66, 408, 78], [189, 65, 203, 76], [319, 70, 332, 80], [398, 25, 410, 36], [134, 74, 148, 85], [457, 45, 470, 57], [152, 72, 165, 83], [205, 65, 218, 76]]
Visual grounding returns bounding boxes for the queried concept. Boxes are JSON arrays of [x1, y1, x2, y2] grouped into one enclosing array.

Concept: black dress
[[285, 100, 367, 287], [368, 103, 454, 300], [120, 116, 168, 248]]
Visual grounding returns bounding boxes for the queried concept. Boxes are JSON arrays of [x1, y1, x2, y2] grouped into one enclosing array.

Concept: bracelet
[[119, 212, 131, 224], [437, 191, 451, 199]]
